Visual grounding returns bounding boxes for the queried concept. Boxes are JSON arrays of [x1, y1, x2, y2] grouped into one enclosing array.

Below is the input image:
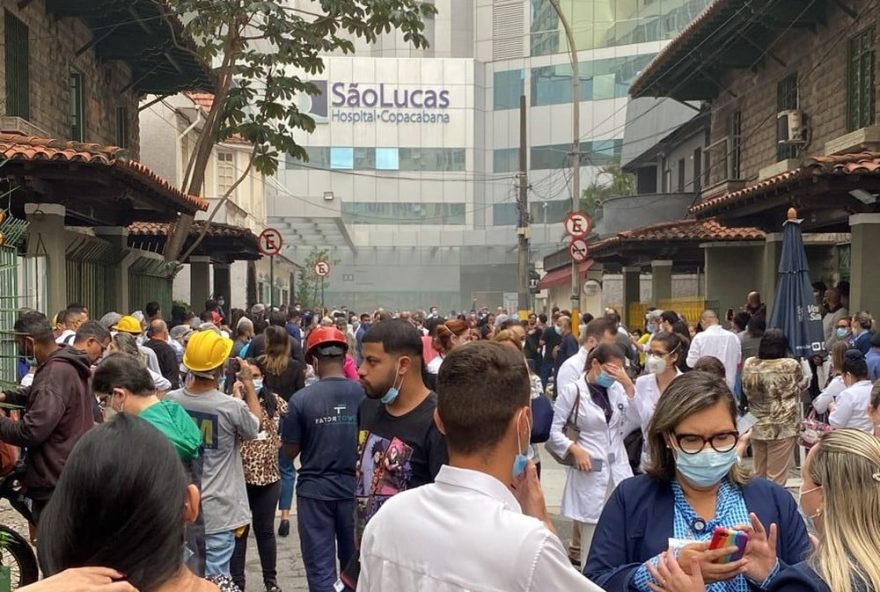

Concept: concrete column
[[761, 233, 784, 319], [849, 213, 880, 314], [212, 263, 231, 309], [703, 241, 764, 320], [622, 266, 641, 327], [25, 203, 66, 314], [651, 260, 673, 306], [190, 256, 212, 314], [582, 269, 604, 317]]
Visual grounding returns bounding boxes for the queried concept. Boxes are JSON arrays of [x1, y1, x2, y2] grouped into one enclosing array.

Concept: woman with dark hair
[[548, 343, 635, 567], [741, 329, 805, 485], [828, 349, 874, 432], [633, 332, 684, 468], [37, 414, 239, 591], [229, 362, 286, 592], [585, 371, 810, 590]]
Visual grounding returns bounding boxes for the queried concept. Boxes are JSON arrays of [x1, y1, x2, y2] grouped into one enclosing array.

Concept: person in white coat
[[548, 343, 635, 568], [828, 349, 875, 433], [556, 318, 618, 396], [632, 331, 684, 469]]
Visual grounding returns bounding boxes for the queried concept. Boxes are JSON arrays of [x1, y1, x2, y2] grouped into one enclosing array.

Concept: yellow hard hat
[[183, 330, 233, 373], [113, 315, 143, 334]]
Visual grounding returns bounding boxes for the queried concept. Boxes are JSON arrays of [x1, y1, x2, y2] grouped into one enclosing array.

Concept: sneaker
[[266, 585, 283, 592], [278, 519, 290, 537]]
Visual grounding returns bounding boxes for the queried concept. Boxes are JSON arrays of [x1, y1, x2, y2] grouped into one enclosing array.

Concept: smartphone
[[590, 457, 604, 472], [708, 527, 749, 563]]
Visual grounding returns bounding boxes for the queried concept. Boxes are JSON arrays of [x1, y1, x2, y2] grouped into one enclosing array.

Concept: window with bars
[[217, 151, 235, 196], [69, 71, 85, 141], [115, 107, 129, 149], [848, 27, 875, 132], [4, 11, 29, 119], [777, 73, 799, 161], [677, 158, 686, 191]]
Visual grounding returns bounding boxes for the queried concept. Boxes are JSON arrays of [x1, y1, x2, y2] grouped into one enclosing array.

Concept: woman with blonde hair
[[426, 319, 470, 375]]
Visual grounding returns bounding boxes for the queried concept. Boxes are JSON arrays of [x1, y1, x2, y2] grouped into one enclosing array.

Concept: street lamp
[[548, 0, 582, 332]]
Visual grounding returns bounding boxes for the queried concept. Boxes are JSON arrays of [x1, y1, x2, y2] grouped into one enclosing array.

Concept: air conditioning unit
[[777, 110, 806, 144]]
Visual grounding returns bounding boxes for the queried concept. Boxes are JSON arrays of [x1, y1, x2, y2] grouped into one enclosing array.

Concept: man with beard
[[338, 319, 447, 590]]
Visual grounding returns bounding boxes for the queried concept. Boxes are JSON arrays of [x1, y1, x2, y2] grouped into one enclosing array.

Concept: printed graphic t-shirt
[[165, 388, 259, 534], [281, 377, 365, 501], [353, 392, 447, 542]]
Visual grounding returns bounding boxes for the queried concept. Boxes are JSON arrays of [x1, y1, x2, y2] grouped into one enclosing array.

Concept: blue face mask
[[554, 326, 563, 336], [381, 361, 404, 405], [512, 409, 531, 478], [595, 371, 616, 389], [674, 447, 738, 488], [836, 327, 849, 338]]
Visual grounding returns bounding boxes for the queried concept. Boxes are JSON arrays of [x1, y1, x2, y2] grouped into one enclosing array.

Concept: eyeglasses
[[672, 431, 739, 455]]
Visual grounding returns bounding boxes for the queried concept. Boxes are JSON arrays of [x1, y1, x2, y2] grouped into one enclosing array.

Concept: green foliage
[[168, 0, 436, 178], [580, 164, 634, 221], [295, 247, 340, 311]]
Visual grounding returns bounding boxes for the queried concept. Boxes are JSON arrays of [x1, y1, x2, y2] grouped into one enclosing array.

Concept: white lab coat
[[548, 376, 633, 524]]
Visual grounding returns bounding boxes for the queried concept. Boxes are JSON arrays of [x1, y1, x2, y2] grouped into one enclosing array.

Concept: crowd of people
[[2, 289, 880, 592]]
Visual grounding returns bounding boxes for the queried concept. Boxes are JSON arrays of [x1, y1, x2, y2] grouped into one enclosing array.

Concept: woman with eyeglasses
[[585, 371, 810, 591]]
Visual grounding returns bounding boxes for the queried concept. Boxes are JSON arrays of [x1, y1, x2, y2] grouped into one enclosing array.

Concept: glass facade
[[494, 69, 525, 110], [531, 54, 655, 107], [288, 147, 467, 172], [530, 0, 712, 56], [494, 140, 623, 173], [493, 199, 572, 226], [342, 202, 466, 225]]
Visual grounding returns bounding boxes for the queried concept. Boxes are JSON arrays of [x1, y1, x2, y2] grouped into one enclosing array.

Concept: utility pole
[[549, 0, 581, 337], [517, 94, 530, 320]]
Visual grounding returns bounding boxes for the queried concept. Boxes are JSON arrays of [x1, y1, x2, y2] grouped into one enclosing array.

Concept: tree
[[163, 0, 437, 261], [295, 247, 339, 311], [580, 164, 634, 222]]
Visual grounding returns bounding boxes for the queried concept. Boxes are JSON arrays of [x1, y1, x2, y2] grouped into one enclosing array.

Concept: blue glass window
[[376, 148, 400, 170], [494, 70, 525, 111], [330, 147, 354, 169]]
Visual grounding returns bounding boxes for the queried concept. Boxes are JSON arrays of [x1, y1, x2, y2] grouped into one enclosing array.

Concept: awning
[[538, 260, 592, 290]]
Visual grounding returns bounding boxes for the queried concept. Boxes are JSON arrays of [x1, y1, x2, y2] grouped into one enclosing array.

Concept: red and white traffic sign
[[569, 238, 590, 263], [314, 261, 331, 277], [258, 228, 283, 256], [564, 211, 592, 239]]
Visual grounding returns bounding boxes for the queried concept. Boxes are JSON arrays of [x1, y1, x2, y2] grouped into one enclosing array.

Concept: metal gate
[[129, 257, 173, 316], [0, 215, 29, 387]]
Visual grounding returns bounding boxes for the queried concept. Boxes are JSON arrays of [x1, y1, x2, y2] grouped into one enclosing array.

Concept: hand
[[734, 512, 778, 582], [235, 357, 254, 382], [568, 445, 592, 472], [602, 362, 634, 393], [19, 567, 138, 592], [0, 392, 6, 402], [678, 542, 747, 583], [648, 551, 703, 592], [510, 461, 552, 530], [735, 429, 752, 458], [827, 401, 837, 413], [231, 381, 244, 399]]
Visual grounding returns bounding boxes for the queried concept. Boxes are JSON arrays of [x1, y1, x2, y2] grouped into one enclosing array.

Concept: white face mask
[[645, 354, 667, 375]]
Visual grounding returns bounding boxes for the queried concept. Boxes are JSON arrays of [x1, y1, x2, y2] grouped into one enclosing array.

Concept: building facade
[[272, 0, 712, 312]]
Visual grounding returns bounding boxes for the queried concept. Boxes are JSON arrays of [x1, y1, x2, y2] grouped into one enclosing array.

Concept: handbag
[[530, 394, 553, 444], [544, 386, 581, 466], [799, 409, 833, 449]]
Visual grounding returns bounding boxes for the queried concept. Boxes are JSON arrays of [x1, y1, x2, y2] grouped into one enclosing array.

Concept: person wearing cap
[[166, 331, 261, 578], [281, 327, 365, 592], [113, 315, 162, 376]]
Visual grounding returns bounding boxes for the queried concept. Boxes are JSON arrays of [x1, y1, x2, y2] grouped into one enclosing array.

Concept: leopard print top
[[240, 394, 288, 486]]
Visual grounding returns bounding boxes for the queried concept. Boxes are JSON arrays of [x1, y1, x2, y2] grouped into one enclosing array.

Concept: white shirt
[[426, 355, 444, 375], [685, 324, 742, 389], [812, 375, 846, 414], [829, 380, 874, 433], [556, 346, 588, 393], [55, 330, 75, 346], [139, 345, 161, 375], [632, 370, 682, 466], [547, 377, 633, 523], [357, 465, 603, 592]]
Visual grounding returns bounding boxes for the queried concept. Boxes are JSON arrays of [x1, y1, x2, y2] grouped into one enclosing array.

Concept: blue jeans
[[205, 530, 236, 577], [278, 450, 297, 512], [297, 496, 355, 592]]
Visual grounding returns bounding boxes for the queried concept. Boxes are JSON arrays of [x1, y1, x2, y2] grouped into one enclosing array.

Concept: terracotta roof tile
[[690, 152, 880, 216], [185, 92, 216, 111], [129, 220, 256, 240], [590, 218, 764, 254], [0, 134, 208, 212]]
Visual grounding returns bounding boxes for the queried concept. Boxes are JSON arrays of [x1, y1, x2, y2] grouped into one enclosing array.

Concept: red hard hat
[[306, 327, 348, 356]]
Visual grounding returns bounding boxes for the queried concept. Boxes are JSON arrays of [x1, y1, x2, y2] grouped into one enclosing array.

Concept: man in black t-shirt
[[539, 312, 562, 389], [339, 319, 447, 590], [281, 327, 364, 592]]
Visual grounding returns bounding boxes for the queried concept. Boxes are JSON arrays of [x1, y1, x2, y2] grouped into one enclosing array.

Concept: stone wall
[[707, 4, 875, 183], [0, 0, 140, 154]]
